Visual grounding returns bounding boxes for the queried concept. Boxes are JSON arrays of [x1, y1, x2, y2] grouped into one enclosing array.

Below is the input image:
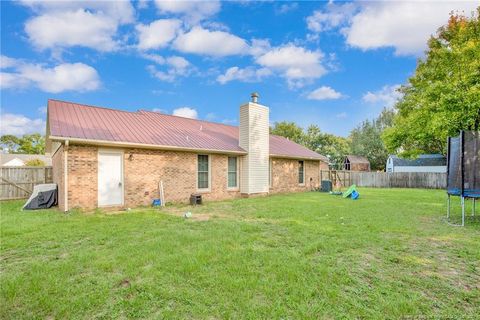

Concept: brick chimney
[[239, 93, 269, 195]]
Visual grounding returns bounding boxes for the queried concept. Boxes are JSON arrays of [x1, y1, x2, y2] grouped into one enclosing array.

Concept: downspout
[[64, 140, 69, 212]]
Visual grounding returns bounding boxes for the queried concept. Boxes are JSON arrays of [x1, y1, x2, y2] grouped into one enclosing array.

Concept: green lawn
[[1, 188, 479, 319]]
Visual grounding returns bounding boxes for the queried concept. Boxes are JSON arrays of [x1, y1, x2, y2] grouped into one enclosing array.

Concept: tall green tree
[[270, 122, 351, 168], [383, 8, 480, 156], [350, 108, 395, 170], [270, 121, 305, 144], [304, 125, 350, 168], [0, 134, 45, 154]]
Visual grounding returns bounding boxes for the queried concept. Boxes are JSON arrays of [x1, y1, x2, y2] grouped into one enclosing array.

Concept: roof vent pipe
[[251, 92, 259, 103]]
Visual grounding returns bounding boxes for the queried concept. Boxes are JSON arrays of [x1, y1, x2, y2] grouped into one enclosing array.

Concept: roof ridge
[[138, 109, 239, 128], [48, 99, 239, 128], [48, 99, 141, 115]]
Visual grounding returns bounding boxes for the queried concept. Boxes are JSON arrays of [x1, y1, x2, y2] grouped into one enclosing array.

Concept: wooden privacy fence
[[320, 170, 352, 187], [0, 166, 53, 200], [350, 172, 446, 189]]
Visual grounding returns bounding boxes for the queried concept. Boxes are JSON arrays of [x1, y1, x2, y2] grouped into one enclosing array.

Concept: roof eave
[[269, 153, 327, 161], [49, 136, 248, 155]]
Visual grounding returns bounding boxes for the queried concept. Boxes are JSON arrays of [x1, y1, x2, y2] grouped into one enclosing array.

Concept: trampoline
[[446, 131, 479, 226]]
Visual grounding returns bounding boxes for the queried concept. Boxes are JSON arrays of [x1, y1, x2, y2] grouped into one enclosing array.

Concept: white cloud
[[347, 2, 478, 55], [152, 108, 167, 113], [307, 86, 342, 100], [167, 56, 190, 70], [136, 19, 182, 50], [25, 10, 118, 51], [154, 0, 220, 23], [217, 66, 271, 84], [173, 26, 249, 57], [256, 44, 326, 88], [249, 38, 271, 57], [38, 106, 47, 114], [172, 107, 198, 119], [307, 2, 356, 32], [21, 0, 134, 52], [1, 72, 30, 89], [0, 113, 46, 136], [362, 84, 402, 108], [1, 55, 18, 69], [19, 1, 134, 23], [1, 57, 100, 93], [146, 56, 192, 82], [276, 3, 299, 15], [306, 1, 477, 56], [141, 53, 166, 64]]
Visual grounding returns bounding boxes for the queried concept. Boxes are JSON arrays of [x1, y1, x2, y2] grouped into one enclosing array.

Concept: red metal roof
[[48, 99, 327, 161]]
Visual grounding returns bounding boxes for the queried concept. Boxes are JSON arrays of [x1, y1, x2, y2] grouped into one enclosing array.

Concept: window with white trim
[[298, 160, 304, 184], [198, 155, 209, 189], [227, 156, 238, 188]]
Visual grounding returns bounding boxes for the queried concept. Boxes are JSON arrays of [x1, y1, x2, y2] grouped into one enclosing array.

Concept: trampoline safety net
[[447, 131, 480, 198]]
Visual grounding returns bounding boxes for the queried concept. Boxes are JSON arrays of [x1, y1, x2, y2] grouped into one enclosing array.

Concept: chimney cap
[[251, 92, 259, 103]]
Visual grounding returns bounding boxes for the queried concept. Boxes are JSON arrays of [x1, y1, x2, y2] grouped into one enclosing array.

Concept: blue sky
[[1, 1, 477, 137]]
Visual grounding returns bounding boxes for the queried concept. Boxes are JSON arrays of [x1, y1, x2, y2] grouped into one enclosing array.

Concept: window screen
[[228, 157, 237, 188], [198, 155, 209, 189], [298, 161, 304, 184]]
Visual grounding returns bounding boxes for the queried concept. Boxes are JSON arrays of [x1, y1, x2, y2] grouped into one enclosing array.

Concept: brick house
[[46, 94, 328, 211]]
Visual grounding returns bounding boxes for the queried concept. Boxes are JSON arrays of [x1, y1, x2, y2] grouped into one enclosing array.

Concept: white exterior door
[[98, 151, 123, 206]]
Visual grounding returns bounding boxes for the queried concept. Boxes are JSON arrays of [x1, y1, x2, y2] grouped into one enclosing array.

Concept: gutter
[[269, 154, 328, 161], [49, 136, 248, 155], [49, 136, 328, 161]]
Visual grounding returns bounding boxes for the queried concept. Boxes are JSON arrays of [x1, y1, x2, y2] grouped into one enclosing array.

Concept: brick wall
[[61, 144, 328, 210], [51, 145, 64, 211], [68, 145, 98, 210], [123, 149, 241, 207], [270, 158, 328, 194], [64, 145, 242, 209]]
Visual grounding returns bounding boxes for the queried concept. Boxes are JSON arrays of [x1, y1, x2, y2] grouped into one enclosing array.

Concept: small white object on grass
[[184, 212, 192, 218]]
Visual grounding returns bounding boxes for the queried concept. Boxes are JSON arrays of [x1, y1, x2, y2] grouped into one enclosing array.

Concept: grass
[[1, 188, 479, 319]]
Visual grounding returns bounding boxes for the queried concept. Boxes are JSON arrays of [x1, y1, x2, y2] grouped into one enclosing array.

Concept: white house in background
[[0, 154, 52, 167], [386, 154, 447, 173]]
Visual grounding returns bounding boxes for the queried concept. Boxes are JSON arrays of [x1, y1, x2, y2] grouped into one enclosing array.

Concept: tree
[[0, 135, 20, 153], [270, 122, 351, 168], [24, 159, 46, 166], [383, 8, 480, 157], [304, 125, 350, 168], [270, 121, 305, 144], [0, 134, 45, 154], [350, 108, 395, 170]]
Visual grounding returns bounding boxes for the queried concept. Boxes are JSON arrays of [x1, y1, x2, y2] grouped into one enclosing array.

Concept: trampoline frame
[[446, 131, 479, 226]]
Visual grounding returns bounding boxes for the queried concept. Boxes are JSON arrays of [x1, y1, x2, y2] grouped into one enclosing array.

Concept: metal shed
[[386, 154, 446, 173]]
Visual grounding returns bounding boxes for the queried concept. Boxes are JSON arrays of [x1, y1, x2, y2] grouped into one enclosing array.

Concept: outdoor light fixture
[[128, 153, 134, 161]]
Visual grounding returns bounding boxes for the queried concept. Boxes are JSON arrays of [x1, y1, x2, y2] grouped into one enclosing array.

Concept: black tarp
[[23, 184, 58, 210]]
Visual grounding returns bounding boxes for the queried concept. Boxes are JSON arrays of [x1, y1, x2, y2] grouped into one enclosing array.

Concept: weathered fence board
[[350, 172, 446, 189], [320, 170, 352, 187], [0, 167, 53, 200]]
